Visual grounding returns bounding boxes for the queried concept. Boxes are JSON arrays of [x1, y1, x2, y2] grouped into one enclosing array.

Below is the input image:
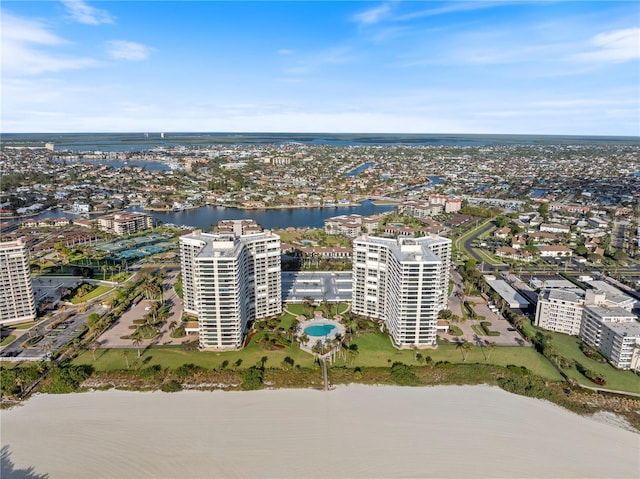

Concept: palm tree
[[131, 332, 143, 358], [457, 340, 472, 362], [169, 320, 178, 336], [15, 377, 24, 397], [123, 350, 130, 369], [89, 340, 100, 361], [486, 342, 497, 361], [259, 356, 268, 369]]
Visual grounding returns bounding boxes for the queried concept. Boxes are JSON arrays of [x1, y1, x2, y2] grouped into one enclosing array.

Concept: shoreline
[[3, 385, 638, 479]]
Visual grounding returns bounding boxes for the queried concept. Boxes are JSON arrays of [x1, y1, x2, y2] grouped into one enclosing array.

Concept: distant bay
[[3, 132, 639, 151]]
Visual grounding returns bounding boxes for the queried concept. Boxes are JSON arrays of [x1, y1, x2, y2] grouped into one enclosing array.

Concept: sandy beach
[[2, 385, 638, 479]]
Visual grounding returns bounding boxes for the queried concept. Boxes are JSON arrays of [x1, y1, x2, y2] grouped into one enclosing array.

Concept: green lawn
[[70, 285, 113, 304], [285, 304, 308, 316], [0, 335, 16, 347], [4, 319, 45, 330], [472, 247, 505, 266], [344, 332, 561, 380], [75, 331, 317, 371], [545, 331, 640, 394]]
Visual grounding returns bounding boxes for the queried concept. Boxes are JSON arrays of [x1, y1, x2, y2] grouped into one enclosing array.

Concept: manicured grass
[[472, 247, 505, 266], [277, 312, 298, 330], [74, 331, 317, 371], [70, 285, 113, 304], [6, 319, 45, 330], [345, 332, 562, 380], [0, 335, 16, 346], [285, 304, 308, 316], [544, 331, 640, 394]]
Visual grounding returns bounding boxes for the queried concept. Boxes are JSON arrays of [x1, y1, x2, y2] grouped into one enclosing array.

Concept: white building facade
[[180, 228, 281, 350], [0, 239, 37, 325], [535, 289, 585, 335], [352, 235, 451, 349], [580, 305, 640, 371]]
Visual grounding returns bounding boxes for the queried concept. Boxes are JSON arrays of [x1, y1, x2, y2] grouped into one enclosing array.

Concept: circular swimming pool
[[304, 324, 337, 337]]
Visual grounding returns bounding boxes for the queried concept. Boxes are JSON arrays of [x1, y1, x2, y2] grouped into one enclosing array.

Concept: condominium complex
[[352, 234, 451, 348], [535, 289, 586, 335], [580, 305, 640, 371], [535, 288, 635, 335], [180, 226, 281, 350], [0, 239, 37, 325], [97, 212, 153, 235]]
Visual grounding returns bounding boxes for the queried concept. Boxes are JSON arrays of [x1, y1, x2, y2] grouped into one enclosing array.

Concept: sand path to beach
[[2, 385, 638, 478]]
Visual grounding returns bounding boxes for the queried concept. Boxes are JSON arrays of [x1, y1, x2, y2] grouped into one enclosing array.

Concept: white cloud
[[277, 49, 294, 55], [353, 3, 393, 25], [572, 28, 640, 63], [61, 0, 114, 25], [396, 1, 502, 21], [107, 40, 153, 61], [1, 10, 99, 75]]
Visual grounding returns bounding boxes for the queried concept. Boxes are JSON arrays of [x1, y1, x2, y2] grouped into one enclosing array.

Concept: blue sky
[[2, 1, 639, 135]]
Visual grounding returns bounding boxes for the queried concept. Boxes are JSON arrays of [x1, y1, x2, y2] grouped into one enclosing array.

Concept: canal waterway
[[28, 200, 396, 230]]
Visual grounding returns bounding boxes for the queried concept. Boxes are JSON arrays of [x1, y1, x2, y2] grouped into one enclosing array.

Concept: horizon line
[[3, 131, 639, 139]]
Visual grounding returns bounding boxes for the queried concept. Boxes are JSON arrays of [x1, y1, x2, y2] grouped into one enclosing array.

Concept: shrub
[[449, 325, 463, 336], [42, 365, 93, 394], [389, 362, 419, 386], [241, 367, 264, 390], [161, 380, 183, 393]]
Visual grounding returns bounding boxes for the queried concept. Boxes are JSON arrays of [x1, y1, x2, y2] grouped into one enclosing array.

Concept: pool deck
[[297, 317, 346, 355]]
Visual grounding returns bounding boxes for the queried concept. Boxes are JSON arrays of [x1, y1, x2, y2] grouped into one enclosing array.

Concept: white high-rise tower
[[180, 225, 281, 350], [352, 235, 451, 348], [0, 239, 37, 326]]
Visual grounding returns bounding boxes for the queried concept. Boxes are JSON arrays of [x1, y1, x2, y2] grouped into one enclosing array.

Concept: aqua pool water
[[304, 324, 337, 337]]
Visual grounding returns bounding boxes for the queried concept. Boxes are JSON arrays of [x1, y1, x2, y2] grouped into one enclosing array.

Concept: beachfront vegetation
[[539, 331, 640, 394]]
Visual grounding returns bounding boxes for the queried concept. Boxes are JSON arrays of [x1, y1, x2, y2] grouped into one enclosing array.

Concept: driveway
[[98, 270, 191, 348]]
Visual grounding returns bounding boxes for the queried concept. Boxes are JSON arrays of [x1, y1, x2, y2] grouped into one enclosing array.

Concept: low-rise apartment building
[[97, 212, 153, 235], [580, 305, 640, 370]]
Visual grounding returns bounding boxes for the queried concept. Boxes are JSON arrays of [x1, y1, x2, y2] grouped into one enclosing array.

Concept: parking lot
[[1, 303, 106, 361], [282, 271, 352, 303]]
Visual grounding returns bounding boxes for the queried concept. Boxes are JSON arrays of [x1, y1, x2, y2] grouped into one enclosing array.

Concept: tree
[[89, 340, 100, 361], [259, 355, 268, 369], [538, 201, 550, 219], [457, 340, 472, 361], [87, 313, 101, 330], [123, 350, 130, 369], [131, 332, 143, 358], [169, 320, 178, 336], [486, 341, 496, 361]]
